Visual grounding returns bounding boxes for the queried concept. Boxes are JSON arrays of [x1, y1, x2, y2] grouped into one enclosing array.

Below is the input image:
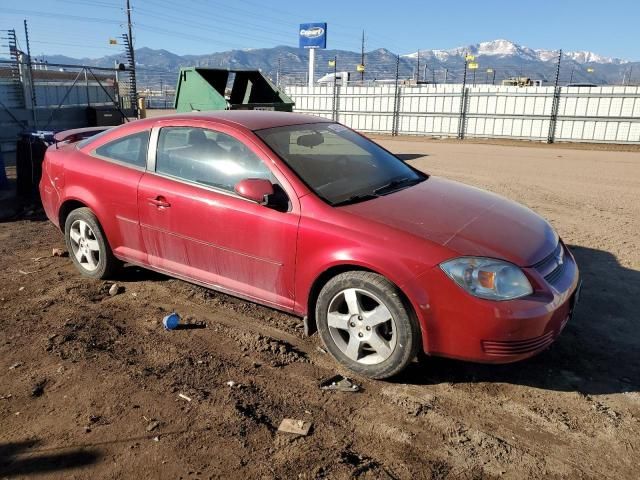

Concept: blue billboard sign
[[299, 23, 327, 49]]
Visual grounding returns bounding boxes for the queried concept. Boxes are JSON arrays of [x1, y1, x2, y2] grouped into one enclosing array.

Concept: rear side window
[[155, 127, 272, 192], [94, 131, 149, 168]]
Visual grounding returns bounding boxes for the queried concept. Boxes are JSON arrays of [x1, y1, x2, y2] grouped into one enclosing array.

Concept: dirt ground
[[0, 138, 639, 479]]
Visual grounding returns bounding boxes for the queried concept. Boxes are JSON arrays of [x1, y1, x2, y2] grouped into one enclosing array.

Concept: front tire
[[64, 208, 119, 279], [315, 271, 421, 379]]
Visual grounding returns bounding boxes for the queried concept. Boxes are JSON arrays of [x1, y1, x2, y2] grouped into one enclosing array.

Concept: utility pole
[[125, 0, 138, 117], [23, 19, 37, 127], [126, 0, 135, 69], [416, 50, 420, 82], [360, 30, 365, 82]]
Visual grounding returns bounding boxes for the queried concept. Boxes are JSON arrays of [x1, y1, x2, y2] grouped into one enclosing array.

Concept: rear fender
[[59, 186, 109, 231]]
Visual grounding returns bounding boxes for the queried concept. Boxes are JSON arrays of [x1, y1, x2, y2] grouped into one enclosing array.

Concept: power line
[[4, 8, 121, 25], [53, 0, 123, 9], [30, 40, 118, 51], [135, 8, 292, 47]]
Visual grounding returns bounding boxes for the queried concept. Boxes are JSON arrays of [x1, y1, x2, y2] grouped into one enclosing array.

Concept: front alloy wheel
[[316, 271, 421, 379], [327, 288, 397, 365]]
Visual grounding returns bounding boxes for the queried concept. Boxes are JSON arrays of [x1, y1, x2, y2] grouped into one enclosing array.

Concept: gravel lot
[[1, 137, 639, 479]]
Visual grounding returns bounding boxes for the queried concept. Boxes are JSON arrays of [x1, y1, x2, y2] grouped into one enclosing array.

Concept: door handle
[[147, 196, 171, 208]]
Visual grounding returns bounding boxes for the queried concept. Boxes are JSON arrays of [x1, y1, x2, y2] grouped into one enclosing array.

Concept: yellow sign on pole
[[465, 54, 475, 61], [468, 62, 479, 70], [328, 59, 336, 67], [587, 67, 594, 73], [486, 68, 494, 73], [356, 64, 365, 72]]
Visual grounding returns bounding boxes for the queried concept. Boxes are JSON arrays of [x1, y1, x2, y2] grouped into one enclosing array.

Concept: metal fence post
[[547, 49, 562, 144], [331, 56, 337, 121], [457, 59, 468, 140], [392, 55, 401, 136], [84, 67, 91, 107]]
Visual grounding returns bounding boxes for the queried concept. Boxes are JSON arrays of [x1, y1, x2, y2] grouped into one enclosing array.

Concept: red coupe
[[39, 111, 580, 378]]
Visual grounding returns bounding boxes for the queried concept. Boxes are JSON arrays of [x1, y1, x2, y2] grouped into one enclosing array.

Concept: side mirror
[[234, 178, 274, 205]]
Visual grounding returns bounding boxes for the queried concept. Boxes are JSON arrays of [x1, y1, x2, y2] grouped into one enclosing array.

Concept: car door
[[137, 122, 300, 310]]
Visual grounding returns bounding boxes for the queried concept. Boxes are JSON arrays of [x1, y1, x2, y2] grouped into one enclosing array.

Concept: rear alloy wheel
[[316, 271, 421, 379], [64, 208, 119, 279]]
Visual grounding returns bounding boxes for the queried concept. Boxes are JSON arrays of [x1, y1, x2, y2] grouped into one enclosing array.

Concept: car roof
[[140, 110, 332, 131]]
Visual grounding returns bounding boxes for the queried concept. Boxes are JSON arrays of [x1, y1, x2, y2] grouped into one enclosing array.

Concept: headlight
[[440, 257, 533, 300]]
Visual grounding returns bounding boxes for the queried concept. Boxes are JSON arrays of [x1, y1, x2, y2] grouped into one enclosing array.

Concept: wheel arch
[[58, 198, 89, 230], [305, 263, 426, 346], [58, 196, 115, 255]]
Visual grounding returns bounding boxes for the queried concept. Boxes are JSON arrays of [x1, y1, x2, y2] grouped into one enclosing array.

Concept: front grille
[[533, 243, 566, 286], [481, 330, 555, 356], [544, 260, 566, 284]]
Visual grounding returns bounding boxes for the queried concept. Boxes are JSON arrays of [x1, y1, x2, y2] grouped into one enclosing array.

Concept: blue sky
[[3, 0, 639, 60]]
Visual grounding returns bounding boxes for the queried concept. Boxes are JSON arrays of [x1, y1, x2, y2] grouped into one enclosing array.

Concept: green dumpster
[[174, 67, 294, 113]]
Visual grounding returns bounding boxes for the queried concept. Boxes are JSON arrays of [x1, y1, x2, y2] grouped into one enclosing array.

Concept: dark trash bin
[[16, 131, 55, 198], [87, 106, 125, 127]]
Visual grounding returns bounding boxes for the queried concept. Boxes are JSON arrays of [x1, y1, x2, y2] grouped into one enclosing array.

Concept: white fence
[[285, 84, 640, 144]]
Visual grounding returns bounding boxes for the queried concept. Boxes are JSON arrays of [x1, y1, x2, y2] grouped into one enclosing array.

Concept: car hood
[[340, 176, 558, 267]]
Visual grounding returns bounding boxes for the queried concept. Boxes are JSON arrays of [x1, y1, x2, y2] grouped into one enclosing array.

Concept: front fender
[[293, 213, 452, 348]]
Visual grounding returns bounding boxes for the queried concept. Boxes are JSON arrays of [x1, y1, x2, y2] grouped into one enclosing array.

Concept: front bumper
[[417, 243, 580, 363]]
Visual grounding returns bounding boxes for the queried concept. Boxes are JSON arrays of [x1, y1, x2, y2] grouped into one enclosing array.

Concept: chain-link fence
[[137, 67, 176, 109], [0, 57, 135, 151]]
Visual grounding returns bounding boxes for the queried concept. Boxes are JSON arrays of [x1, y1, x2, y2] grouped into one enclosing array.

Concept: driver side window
[[155, 127, 272, 193]]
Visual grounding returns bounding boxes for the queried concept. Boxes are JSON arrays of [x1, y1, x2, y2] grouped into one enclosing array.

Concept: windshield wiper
[[332, 193, 379, 206], [373, 176, 423, 196]]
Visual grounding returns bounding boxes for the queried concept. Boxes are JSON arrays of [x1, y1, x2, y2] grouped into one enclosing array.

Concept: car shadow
[[118, 264, 169, 283], [397, 244, 640, 395], [0, 440, 100, 476], [395, 153, 429, 161]]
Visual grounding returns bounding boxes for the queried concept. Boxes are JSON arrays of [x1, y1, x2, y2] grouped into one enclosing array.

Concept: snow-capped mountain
[[43, 39, 637, 88], [403, 39, 628, 65], [561, 50, 627, 64]]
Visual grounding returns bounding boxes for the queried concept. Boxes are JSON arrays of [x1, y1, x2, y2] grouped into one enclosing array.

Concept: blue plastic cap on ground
[[163, 312, 181, 330]]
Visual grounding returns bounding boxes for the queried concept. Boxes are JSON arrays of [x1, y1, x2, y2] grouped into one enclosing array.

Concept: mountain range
[[42, 39, 639, 88]]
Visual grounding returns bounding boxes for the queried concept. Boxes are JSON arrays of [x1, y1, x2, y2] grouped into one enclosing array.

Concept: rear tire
[[64, 208, 120, 279], [315, 271, 421, 379]]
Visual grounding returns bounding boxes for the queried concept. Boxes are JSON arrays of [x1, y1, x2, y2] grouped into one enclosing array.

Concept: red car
[[39, 111, 580, 379]]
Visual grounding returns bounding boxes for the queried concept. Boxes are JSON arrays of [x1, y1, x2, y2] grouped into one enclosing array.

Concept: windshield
[[255, 123, 426, 205]]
